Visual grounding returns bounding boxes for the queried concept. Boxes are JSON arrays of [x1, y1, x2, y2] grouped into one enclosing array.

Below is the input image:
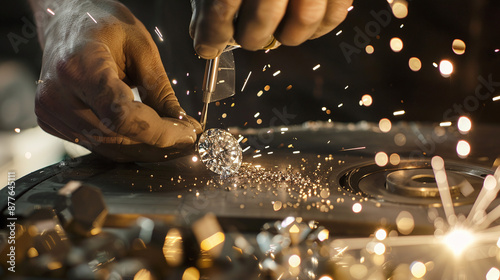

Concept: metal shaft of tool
[[200, 56, 221, 131]]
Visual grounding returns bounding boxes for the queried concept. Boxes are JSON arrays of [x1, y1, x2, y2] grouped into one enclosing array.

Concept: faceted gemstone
[[198, 128, 242, 176]]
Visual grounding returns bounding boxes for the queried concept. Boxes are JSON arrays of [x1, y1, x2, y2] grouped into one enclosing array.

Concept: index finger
[[191, 0, 242, 59]]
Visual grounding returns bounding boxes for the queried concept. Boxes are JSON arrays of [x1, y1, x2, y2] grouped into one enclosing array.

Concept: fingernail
[[195, 45, 219, 58]]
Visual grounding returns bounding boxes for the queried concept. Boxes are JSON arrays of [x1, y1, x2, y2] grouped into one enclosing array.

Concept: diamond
[[198, 128, 242, 176]]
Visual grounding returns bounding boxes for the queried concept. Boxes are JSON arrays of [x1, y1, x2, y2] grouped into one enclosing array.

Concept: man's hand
[[31, 0, 202, 162], [190, 0, 353, 58]]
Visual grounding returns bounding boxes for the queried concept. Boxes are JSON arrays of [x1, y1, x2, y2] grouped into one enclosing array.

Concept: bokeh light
[[409, 57, 422, 71], [375, 152, 389, 167], [487, 267, 500, 280], [456, 140, 471, 158], [396, 211, 415, 235], [390, 153, 401, 165], [391, 0, 408, 18], [452, 39, 466, 55], [375, 229, 387, 240], [439, 60, 454, 77], [365, 45, 374, 54], [379, 118, 392, 133], [410, 261, 427, 278], [457, 116, 472, 133], [390, 37, 404, 52], [361, 94, 373, 106], [352, 203, 362, 213]]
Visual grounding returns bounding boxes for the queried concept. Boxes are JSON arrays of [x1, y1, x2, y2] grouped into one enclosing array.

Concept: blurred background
[[0, 0, 499, 182]]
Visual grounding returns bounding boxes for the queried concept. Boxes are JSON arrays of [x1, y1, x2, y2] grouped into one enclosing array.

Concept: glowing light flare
[[375, 229, 387, 240], [361, 94, 373, 106], [200, 232, 225, 251], [379, 118, 392, 133], [352, 203, 362, 213], [365, 45, 374, 54], [457, 116, 472, 133], [493, 96, 500, 101], [191, 156, 198, 162], [390, 37, 404, 52], [456, 140, 471, 158], [487, 268, 500, 280], [14, 128, 21, 133], [439, 60, 454, 77], [375, 152, 388, 167], [409, 57, 422, 71], [154, 26, 164, 41], [318, 276, 333, 280], [452, 39, 466, 55], [288, 254, 301, 267], [391, 0, 408, 19], [410, 261, 427, 278], [443, 228, 475, 256]]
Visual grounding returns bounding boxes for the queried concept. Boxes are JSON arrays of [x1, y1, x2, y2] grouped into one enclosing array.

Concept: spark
[[47, 8, 55, 15], [242, 146, 251, 153], [86, 12, 97, 24], [431, 156, 456, 224], [400, 24, 404, 28], [237, 136, 244, 143], [338, 103, 343, 107], [293, 151, 300, 154], [172, 79, 178, 85], [154, 26, 164, 41], [254, 112, 260, 118], [432, 62, 438, 68], [313, 64, 321, 71], [336, 30, 343, 36], [253, 154, 262, 158], [240, 71, 252, 92], [393, 110, 405, 116], [344, 85, 349, 89], [442, 228, 475, 256], [281, 127, 289, 132], [14, 128, 21, 133], [273, 70, 281, 77], [493, 95, 500, 101], [340, 146, 366, 152], [439, 121, 452, 127], [347, 5, 354, 11], [495, 49, 500, 53]]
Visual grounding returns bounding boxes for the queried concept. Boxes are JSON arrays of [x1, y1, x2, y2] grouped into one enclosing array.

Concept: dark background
[[1, 0, 499, 130]]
